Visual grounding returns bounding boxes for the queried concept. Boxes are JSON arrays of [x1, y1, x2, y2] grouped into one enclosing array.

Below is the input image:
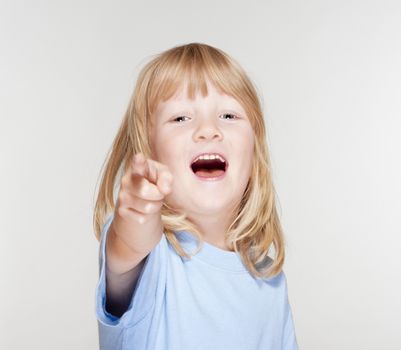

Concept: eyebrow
[[157, 96, 247, 119]]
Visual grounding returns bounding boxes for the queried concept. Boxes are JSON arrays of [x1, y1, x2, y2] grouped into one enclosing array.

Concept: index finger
[[132, 153, 172, 194], [131, 153, 150, 179], [147, 159, 173, 194]]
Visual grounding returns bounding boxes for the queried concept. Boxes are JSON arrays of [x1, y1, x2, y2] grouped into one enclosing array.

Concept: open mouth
[[190, 154, 228, 179]]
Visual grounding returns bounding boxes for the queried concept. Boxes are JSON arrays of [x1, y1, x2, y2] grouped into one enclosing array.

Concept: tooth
[[193, 153, 226, 163]]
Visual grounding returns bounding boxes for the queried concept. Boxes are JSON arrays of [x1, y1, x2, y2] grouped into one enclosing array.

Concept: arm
[[104, 225, 147, 317], [103, 153, 173, 318]]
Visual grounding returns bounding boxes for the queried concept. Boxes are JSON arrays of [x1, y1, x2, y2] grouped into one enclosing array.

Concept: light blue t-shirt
[[95, 214, 298, 349]]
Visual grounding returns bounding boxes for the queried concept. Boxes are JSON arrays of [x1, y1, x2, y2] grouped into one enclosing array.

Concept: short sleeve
[[281, 274, 299, 350], [94, 213, 168, 329]]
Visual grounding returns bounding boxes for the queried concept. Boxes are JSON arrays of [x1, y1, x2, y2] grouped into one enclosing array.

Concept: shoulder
[[262, 269, 289, 291]]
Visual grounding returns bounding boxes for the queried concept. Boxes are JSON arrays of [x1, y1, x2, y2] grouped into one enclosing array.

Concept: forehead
[[154, 80, 245, 114]]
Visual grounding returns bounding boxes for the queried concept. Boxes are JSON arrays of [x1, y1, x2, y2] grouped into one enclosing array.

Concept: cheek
[[150, 129, 170, 160], [153, 137, 182, 169], [149, 127, 159, 159], [242, 130, 255, 176], [237, 128, 255, 156]]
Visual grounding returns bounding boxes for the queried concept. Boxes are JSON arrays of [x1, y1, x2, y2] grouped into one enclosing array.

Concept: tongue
[[195, 169, 225, 178]]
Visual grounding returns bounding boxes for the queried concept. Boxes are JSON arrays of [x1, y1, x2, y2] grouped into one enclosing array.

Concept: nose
[[193, 117, 223, 142]]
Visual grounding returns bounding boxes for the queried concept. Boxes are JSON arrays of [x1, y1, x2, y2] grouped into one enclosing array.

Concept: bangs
[[146, 44, 242, 116]]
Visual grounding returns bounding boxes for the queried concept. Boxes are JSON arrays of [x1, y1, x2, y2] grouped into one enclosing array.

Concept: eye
[[221, 113, 238, 120], [172, 115, 190, 123]]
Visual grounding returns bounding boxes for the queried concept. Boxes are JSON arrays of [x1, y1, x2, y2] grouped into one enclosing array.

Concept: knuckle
[[134, 212, 147, 225], [117, 206, 127, 217], [144, 201, 162, 214], [144, 202, 153, 214]]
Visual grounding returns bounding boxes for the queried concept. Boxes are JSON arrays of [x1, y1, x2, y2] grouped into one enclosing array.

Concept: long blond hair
[[93, 42, 285, 279]]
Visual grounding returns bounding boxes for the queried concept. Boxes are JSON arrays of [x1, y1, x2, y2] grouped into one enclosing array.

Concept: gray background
[[1, 0, 400, 349]]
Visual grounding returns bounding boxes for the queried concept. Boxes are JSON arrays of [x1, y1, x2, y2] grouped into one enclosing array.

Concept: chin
[[195, 201, 230, 214]]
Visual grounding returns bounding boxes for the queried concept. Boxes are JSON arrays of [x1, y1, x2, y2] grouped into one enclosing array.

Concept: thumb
[[157, 171, 173, 196]]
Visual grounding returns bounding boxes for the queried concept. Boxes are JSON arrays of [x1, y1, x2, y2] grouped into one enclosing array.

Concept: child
[[93, 42, 298, 349]]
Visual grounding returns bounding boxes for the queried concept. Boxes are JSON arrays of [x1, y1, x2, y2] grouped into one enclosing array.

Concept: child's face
[[149, 80, 255, 224]]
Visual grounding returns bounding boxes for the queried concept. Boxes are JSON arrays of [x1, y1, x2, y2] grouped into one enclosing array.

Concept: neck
[[186, 211, 236, 251]]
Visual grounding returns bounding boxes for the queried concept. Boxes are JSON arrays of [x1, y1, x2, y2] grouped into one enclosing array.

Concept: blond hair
[[93, 42, 286, 279]]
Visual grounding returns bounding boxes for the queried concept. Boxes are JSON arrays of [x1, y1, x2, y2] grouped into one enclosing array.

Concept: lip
[[192, 169, 227, 181]]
